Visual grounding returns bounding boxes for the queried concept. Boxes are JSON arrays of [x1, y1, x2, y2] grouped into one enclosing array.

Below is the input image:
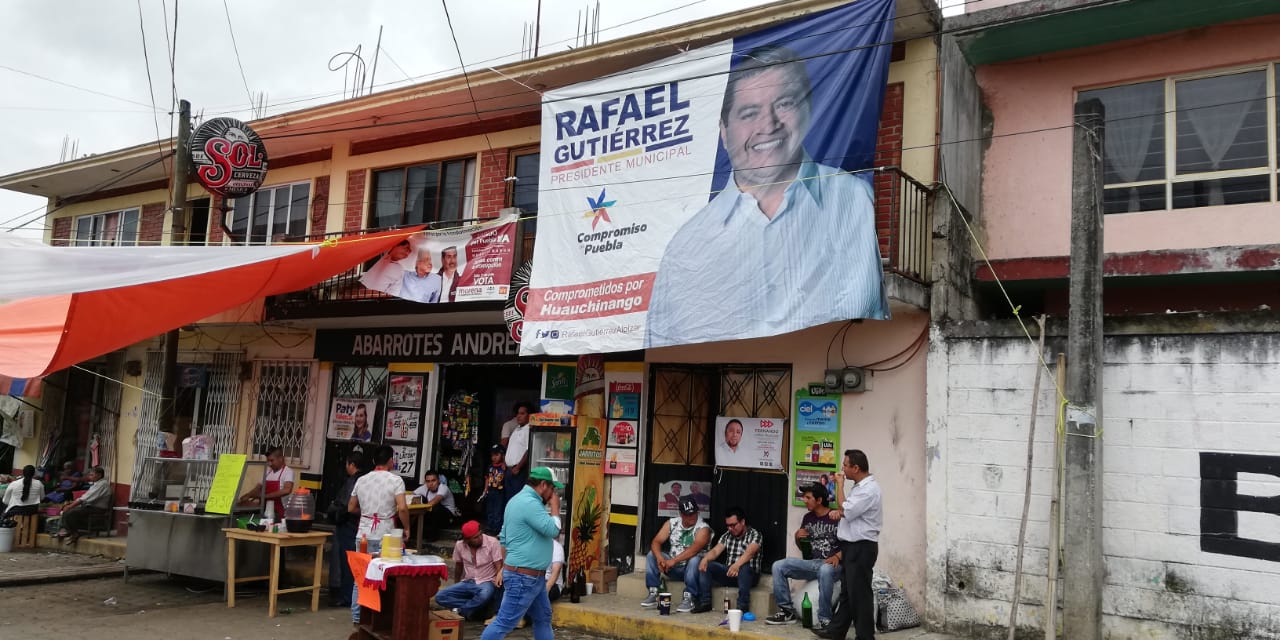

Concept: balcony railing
[[265, 167, 933, 321]]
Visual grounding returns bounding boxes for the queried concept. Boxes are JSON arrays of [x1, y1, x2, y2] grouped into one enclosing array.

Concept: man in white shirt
[[715, 419, 748, 467], [816, 449, 882, 640], [503, 401, 535, 501], [238, 446, 295, 519], [359, 240, 412, 296], [348, 445, 411, 624], [437, 246, 460, 303], [412, 469, 460, 539]]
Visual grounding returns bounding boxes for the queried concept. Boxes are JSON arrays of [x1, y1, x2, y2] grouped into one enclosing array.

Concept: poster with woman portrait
[[328, 398, 378, 442]]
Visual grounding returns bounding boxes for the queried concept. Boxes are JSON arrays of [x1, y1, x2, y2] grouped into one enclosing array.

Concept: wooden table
[[405, 503, 433, 550], [222, 528, 331, 617], [353, 559, 446, 640]]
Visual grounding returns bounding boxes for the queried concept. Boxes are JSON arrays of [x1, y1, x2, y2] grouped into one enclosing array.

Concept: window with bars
[[333, 365, 388, 400], [1079, 64, 1279, 214], [73, 208, 140, 246], [370, 157, 478, 228], [228, 182, 311, 244], [648, 365, 792, 466], [249, 360, 317, 464]]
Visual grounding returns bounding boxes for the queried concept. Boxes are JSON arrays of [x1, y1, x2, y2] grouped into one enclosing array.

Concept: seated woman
[[2, 466, 45, 518], [44, 462, 86, 504]]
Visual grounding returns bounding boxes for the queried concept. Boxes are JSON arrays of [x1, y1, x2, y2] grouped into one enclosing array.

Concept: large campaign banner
[[361, 213, 517, 304], [521, 0, 895, 356]]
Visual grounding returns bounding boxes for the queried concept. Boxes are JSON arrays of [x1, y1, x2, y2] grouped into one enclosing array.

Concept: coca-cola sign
[[189, 117, 268, 197]]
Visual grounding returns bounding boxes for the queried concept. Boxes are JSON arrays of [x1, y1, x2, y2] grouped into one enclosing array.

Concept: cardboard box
[[588, 566, 619, 594], [429, 610, 463, 640]]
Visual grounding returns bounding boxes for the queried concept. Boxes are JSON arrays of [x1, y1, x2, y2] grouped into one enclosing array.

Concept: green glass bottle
[[801, 592, 813, 628], [659, 574, 668, 594]]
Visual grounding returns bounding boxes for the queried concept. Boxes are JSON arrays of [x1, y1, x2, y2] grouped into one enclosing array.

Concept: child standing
[[481, 444, 508, 534]]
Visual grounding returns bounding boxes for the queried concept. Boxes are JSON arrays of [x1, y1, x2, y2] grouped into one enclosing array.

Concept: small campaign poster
[[384, 409, 421, 442], [656, 480, 712, 517], [604, 448, 637, 476], [713, 416, 784, 470], [793, 390, 841, 505], [360, 213, 517, 304], [328, 398, 378, 442], [391, 445, 419, 479], [607, 420, 638, 447], [608, 382, 641, 420], [388, 374, 425, 408]]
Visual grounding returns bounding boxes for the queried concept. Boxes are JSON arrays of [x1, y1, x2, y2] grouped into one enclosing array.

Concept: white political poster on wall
[[714, 416, 784, 470]]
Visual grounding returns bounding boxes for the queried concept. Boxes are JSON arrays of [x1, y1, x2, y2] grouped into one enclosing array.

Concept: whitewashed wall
[[926, 328, 1280, 639]]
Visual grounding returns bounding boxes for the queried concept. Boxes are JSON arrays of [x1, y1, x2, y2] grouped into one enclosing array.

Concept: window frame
[[368, 154, 480, 229], [1077, 62, 1279, 213], [72, 207, 141, 247], [506, 146, 541, 214], [248, 358, 318, 466], [227, 180, 312, 245]]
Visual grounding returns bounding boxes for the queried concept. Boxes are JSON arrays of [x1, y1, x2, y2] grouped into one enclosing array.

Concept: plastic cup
[[658, 593, 672, 615], [585, 582, 594, 595], [728, 609, 743, 632]]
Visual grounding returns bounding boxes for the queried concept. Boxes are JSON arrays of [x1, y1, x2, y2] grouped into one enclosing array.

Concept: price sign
[[205, 454, 248, 515]]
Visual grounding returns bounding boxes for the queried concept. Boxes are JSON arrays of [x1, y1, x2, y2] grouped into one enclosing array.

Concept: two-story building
[[929, 0, 1280, 636], [0, 0, 942, 611]]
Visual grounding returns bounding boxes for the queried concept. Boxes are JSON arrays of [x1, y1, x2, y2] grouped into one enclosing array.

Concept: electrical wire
[[222, 0, 255, 111], [439, 0, 503, 180], [136, 0, 172, 184], [0, 153, 173, 232], [0, 64, 158, 110]]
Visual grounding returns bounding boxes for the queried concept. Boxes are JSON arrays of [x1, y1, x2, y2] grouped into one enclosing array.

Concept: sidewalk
[[551, 589, 956, 640], [0, 548, 125, 586]]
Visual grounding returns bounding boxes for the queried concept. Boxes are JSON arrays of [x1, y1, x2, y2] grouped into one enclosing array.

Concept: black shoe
[[811, 625, 837, 638], [690, 601, 713, 614]]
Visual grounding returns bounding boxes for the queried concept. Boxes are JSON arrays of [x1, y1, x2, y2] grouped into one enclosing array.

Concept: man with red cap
[[435, 520, 504, 620]]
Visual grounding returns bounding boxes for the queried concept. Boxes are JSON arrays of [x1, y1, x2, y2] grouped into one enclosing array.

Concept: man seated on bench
[[696, 506, 764, 614], [766, 482, 841, 627], [55, 466, 111, 545], [640, 496, 711, 613]]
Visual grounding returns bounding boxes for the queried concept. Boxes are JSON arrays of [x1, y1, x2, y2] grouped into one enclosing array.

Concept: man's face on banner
[[724, 420, 743, 448], [442, 248, 458, 272], [389, 242, 411, 261], [719, 65, 812, 189], [415, 252, 434, 275]]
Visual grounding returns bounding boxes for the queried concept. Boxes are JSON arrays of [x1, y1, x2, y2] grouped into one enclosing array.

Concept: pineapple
[[569, 485, 602, 576]]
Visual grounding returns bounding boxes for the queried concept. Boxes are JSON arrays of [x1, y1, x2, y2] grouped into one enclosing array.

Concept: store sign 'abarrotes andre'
[[190, 117, 269, 197]]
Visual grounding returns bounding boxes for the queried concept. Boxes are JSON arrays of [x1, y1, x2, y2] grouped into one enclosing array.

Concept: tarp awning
[[0, 228, 416, 378]]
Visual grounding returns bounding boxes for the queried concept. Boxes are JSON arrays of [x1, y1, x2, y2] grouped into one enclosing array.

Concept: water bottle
[[801, 592, 813, 628]]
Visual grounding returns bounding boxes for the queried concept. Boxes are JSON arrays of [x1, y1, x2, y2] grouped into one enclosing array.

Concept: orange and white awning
[[0, 228, 416, 378]]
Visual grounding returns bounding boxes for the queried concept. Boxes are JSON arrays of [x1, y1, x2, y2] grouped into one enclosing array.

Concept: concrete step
[[616, 556, 778, 616], [35, 533, 126, 560]]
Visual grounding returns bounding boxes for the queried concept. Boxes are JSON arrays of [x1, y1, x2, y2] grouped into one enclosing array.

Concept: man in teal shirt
[[483, 467, 563, 640]]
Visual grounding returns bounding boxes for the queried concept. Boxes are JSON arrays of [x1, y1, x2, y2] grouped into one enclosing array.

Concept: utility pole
[[159, 99, 192, 438], [1063, 98, 1105, 640]]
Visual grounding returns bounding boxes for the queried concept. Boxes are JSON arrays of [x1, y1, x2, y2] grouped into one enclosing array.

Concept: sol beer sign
[[190, 117, 268, 197]]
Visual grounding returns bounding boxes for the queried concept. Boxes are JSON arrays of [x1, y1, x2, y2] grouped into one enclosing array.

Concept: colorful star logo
[[584, 188, 615, 230]]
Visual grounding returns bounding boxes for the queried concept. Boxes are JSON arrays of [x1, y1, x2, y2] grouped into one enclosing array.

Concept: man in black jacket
[[328, 451, 366, 607]]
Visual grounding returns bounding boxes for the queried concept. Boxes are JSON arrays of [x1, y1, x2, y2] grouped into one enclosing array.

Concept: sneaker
[[690, 601, 714, 614], [640, 588, 659, 608], [675, 592, 694, 613], [765, 609, 797, 625]]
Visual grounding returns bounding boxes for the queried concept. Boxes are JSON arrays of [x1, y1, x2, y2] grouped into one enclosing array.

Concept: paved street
[[0, 572, 607, 640]]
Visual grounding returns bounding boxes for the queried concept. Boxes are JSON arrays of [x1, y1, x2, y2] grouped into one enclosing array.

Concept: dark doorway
[[189, 198, 210, 246]]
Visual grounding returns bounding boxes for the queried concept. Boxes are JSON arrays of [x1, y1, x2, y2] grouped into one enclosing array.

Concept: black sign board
[[190, 117, 268, 197], [316, 326, 523, 364]]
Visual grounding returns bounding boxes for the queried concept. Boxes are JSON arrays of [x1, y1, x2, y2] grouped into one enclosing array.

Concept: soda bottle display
[[801, 592, 813, 628]]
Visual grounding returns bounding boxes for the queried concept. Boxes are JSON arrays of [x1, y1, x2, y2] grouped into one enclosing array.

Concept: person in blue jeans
[[696, 506, 764, 613], [639, 496, 712, 612], [327, 452, 366, 607], [766, 483, 842, 626], [481, 467, 563, 640], [434, 520, 503, 619]]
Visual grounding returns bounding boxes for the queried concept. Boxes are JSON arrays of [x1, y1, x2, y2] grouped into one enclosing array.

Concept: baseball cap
[[528, 466, 564, 488], [490, 443, 506, 454], [678, 496, 698, 515], [461, 520, 482, 538]]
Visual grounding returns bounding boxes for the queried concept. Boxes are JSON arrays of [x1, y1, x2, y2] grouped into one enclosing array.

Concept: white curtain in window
[[1179, 72, 1266, 205], [1101, 83, 1162, 211]]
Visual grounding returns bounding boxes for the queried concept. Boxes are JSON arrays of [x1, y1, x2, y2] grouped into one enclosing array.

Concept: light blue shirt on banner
[[400, 271, 442, 303], [646, 160, 889, 348], [500, 485, 562, 571]]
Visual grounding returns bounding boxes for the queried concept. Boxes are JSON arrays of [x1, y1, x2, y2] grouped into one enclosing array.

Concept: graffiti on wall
[[1200, 452, 1280, 562]]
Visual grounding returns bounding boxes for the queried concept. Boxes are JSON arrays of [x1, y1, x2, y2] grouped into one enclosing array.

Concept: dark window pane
[[1079, 81, 1165, 185], [271, 185, 291, 240], [439, 160, 467, 224], [372, 169, 405, 228], [1175, 71, 1267, 175], [75, 216, 93, 246], [120, 209, 140, 245], [405, 166, 436, 226], [288, 183, 310, 237], [1103, 185, 1165, 214], [1172, 174, 1270, 209], [231, 197, 252, 241], [512, 153, 540, 214], [251, 190, 271, 244]]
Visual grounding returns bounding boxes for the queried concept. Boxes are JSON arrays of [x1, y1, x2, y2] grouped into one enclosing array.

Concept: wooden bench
[[13, 515, 38, 549]]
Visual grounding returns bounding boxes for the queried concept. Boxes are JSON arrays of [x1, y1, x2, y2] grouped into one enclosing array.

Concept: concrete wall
[[975, 15, 1280, 260], [650, 311, 930, 607], [927, 322, 1280, 638]]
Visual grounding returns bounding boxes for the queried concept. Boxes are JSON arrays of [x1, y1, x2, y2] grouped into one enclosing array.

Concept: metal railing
[[265, 168, 932, 320]]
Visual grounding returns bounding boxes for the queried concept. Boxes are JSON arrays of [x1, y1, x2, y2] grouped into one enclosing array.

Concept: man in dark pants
[[814, 449, 882, 640], [327, 452, 365, 607]]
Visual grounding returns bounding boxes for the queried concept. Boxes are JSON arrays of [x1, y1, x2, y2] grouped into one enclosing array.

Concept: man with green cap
[[482, 466, 563, 640]]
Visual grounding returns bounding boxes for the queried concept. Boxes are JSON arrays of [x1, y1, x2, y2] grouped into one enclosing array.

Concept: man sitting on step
[[766, 482, 841, 627], [640, 496, 712, 613]]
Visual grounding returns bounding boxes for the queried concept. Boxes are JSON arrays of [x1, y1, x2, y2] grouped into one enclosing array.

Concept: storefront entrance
[[643, 364, 792, 570]]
